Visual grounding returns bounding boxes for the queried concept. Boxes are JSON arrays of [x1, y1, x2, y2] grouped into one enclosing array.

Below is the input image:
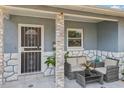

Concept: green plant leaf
[[44, 56, 56, 67]]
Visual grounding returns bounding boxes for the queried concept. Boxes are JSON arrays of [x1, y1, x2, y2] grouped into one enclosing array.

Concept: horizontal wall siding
[[97, 21, 118, 52]]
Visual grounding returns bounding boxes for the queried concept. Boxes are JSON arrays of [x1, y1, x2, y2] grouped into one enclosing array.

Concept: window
[[67, 28, 83, 50]]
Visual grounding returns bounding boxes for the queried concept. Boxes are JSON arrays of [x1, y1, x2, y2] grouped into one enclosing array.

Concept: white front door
[[18, 24, 44, 74]]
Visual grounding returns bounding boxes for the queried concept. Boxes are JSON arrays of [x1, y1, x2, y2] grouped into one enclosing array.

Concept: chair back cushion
[[77, 56, 87, 65], [95, 67, 106, 74], [67, 57, 77, 66], [67, 56, 87, 72], [71, 65, 84, 72], [104, 58, 118, 67]]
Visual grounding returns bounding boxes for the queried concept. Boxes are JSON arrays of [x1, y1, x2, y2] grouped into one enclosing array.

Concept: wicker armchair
[[64, 56, 87, 80], [95, 58, 119, 82]]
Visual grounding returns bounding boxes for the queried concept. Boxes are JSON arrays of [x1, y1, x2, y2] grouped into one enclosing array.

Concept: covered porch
[[0, 5, 124, 88], [1, 74, 124, 88]]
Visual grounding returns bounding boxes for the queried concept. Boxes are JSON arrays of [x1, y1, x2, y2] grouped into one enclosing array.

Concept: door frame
[[18, 24, 44, 75]]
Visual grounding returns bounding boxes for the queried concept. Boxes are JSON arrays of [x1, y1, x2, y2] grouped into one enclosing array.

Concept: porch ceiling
[[1, 5, 118, 23], [50, 5, 124, 18]]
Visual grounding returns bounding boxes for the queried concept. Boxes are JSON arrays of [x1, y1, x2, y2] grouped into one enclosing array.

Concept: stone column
[[0, 9, 4, 85], [55, 13, 65, 88]]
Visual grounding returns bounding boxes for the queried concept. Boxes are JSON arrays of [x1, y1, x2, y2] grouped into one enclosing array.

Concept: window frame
[[67, 28, 84, 50]]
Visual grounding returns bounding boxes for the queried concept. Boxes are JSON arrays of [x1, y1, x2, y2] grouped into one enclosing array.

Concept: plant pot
[[44, 66, 55, 76], [121, 75, 124, 81]]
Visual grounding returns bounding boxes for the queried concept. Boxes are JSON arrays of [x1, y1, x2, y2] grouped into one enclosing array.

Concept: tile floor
[[0, 74, 124, 88]]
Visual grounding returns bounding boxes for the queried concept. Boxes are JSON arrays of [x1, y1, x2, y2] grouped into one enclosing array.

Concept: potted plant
[[45, 56, 55, 67], [81, 61, 92, 76], [64, 51, 69, 62], [45, 51, 69, 67], [44, 56, 56, 75], [44, 52, 69, 75]]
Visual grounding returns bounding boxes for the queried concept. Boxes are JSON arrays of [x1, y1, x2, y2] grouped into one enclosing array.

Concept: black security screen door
[[20, 25, 42, 73]]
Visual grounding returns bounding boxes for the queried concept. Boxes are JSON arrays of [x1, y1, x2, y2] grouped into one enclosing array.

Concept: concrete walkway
[[0, 74, 124, 88], [1, 74, 55, 88], [65, 78, 124, 88]]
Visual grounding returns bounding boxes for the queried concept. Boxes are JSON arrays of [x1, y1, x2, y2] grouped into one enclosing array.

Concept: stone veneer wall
[[68, 50, 97, 61], [68, 50, 124, 78], [68, 50, 124, 61], [2, 50, 124, 83], [0, 10, 4, 85], [55, 13, 65, 88], [3, 53, 18, 82], [96, 50, 124, 76]]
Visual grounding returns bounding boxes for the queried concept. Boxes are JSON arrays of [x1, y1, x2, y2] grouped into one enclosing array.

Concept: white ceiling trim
[[65, 13, 117, 21], [50, 5, 124, 18], [0, 5, 118, 22]]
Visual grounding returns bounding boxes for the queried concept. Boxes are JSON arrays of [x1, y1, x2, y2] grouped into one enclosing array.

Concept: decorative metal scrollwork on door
[[21, 26, 42, 73]]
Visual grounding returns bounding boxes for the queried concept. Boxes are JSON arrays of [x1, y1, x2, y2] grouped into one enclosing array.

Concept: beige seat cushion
[[104, 59, 117, 67], [71, 66, 94, 72], [67, 57, 77, 66], [95, 67, 106, 74], [77, 56, 87, 65], [89, 67, 94, 70], [71, 65, 85, 72]]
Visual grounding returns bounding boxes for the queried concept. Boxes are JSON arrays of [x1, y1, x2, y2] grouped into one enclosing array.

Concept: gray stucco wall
[[4, 15, 98, 53], [4, 15, 55, 53], [65, 21, 97, 50], [4, 18, 18, 53], [118, 18, 124, 52], [97, 21, 118, 52]]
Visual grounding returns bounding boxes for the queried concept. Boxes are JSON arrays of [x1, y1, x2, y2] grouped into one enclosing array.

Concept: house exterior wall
[[2, 6, 124, 87], [3, 15, 124, 82], [3, 15, 98, 82], [4, 15, 55, 53], [97, 21, 118, 52], [4, 15, 98, 53], [118, 18, 124, 52], [5, 15, 122, 53], [0, 10, 4, 85], [65, 21, 97, 50], [4, 18, 18, 53]]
